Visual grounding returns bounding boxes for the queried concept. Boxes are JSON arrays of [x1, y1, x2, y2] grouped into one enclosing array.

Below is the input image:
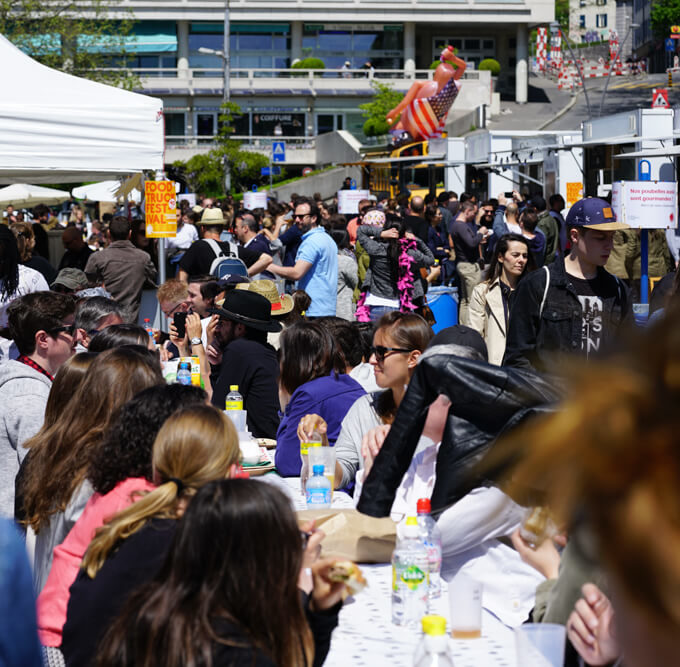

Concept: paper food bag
[[297, 509, 396, 563]]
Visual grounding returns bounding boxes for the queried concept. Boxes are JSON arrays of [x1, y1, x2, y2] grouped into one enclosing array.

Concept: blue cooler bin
[[427, 286, 458, 333]]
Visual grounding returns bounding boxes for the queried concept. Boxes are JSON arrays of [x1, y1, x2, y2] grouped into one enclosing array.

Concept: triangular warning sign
[[652, 88, 670, 109], [273, 143, 285, 154]]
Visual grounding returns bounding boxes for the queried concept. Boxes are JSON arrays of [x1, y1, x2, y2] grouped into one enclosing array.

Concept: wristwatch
[[190, 337, 203, 346]]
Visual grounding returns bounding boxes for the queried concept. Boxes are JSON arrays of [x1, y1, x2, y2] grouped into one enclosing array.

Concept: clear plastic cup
[[307, 444, 336, 500], [515, 623, 566, 667], [224, 409, 247, 433], [448, 574, 482, 638]]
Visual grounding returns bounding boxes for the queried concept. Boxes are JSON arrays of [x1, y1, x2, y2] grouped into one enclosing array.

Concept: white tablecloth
[[257, 474, 356, 512], [324, 565, 517, 667]]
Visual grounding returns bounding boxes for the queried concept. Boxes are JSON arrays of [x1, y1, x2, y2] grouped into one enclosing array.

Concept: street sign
[[272, 141, 286, 163], [666, 38, 676, 51], [261, 166, 281, 176], [652, 88, 670, 109]]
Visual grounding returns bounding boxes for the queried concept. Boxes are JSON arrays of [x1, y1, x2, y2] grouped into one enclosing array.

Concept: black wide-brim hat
[[209, 290, 282, 333]]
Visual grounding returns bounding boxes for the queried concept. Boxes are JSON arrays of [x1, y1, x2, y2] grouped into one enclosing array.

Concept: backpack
[[204, 239, 248, 279]]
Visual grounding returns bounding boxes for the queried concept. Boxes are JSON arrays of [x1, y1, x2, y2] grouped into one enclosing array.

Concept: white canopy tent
[[0, 34, 164, 183], [71, 179, 142, 203], [0, 183, 70, 206]]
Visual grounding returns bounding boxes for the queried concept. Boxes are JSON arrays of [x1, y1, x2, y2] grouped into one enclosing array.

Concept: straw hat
[[191, 204, 204, 214], [200, 208, 227, 225], [236, 280, 294, 316]]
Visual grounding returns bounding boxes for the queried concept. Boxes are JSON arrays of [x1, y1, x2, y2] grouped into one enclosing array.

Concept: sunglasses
[[293, 213, 310, 220], [48, 323, 77, 338], [370, 345, 413, 362]]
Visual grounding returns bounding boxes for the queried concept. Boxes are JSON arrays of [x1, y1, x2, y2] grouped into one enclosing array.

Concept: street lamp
[[197, 0, 231, 194], [598, 21, 640, 117]]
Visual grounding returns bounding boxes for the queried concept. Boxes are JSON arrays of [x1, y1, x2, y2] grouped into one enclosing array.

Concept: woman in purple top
[[274, 321, 365, 477]]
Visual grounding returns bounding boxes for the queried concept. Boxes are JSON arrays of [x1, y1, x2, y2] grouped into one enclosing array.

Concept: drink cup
[[308, 445, 336, 500], [515, 623, 566, 667], [225, 409, 247, 433], [448, 574, 482, 638]]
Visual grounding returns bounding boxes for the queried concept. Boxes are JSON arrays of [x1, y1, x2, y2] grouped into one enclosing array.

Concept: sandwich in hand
[[327, 560, 367, 595]]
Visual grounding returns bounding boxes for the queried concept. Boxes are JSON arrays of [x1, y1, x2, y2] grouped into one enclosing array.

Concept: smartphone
[[504, 192, 514, 198], [173, 312, 187, 339]]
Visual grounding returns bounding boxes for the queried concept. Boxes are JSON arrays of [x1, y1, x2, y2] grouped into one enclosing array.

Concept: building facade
[[19, 0, 554, 156]]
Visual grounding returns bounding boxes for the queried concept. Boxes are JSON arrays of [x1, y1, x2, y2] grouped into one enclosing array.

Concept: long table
[[259, 476, 517, 666], [325, 565, 517, 667]]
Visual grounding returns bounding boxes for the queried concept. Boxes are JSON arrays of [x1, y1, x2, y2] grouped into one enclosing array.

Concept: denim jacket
[[503, 258, 632, 374]]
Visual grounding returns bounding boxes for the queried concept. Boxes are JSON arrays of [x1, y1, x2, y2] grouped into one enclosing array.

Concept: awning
[[613, 144, 680, 159], [78, 22, 177, 54], [12, 34, 61, 56]]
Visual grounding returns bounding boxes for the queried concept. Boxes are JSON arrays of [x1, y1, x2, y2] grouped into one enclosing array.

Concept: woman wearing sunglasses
[[299, 312, 432, 490]]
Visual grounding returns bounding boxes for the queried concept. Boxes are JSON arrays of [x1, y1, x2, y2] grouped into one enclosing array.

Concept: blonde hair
[[82, 404, 240, 578], [490, 313, 680, 631], [10, 222, 35, 262], [157, 279, 189, 305]]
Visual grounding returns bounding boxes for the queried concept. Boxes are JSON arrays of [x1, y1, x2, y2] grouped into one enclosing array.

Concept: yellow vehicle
[[365, 140, 446, 200]]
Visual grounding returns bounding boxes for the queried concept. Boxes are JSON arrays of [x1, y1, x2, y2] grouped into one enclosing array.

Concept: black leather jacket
[[356, 345, 561, 517], [503, 258, 632, 374]]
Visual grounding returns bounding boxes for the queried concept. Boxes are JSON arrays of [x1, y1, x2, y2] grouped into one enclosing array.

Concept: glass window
[[596, 14, 607, 27], [317, 114, 335, 134], [580, 15, 586, 28], [165, 113, 185, 136], [465, 39, 480, 50], [196, 113, 216, 136], [354, 33, 379, 50], [318, 32, 352, 51], [483, 39, 494, 50], [451, 39, 463, 49]]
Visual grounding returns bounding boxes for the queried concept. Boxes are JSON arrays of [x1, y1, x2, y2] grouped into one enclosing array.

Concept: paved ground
[[487, 72, 675, 133]]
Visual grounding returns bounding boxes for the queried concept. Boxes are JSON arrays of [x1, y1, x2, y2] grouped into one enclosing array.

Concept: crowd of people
[[0, 183, 678, 667]]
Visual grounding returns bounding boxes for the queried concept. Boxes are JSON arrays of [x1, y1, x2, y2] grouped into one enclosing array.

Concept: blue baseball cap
[[565, 197, 629, 231]]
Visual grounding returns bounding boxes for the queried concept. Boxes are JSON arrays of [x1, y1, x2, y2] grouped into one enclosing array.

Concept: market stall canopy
[[0, 34, 164, 184], [0, 183, 70, 207], [72, 177, 142, 203]]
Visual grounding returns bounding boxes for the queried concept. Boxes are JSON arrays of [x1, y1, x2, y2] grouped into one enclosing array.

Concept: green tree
[[173, 101, 271, 196], [359, 81, 403, 137], [555, 0, 569, 30], [2, 0, 138, 88], [651, 0, 680, 38]]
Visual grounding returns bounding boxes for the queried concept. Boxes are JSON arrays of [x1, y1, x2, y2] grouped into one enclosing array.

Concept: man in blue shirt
[[269, 197, 338, 316]]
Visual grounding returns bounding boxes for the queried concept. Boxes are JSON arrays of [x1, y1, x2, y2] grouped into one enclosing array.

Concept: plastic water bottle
[[413, 616, 454, 667], [300, 428, 322, 494], [176, 361, 191, 386], [143, 318, 154, 341], [417, 498, 442, 602], [225, 385, 243, 411], [392, 516, 429, 627], [305, 464, 331, 508]]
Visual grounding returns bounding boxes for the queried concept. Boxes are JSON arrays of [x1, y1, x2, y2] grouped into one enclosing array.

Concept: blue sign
[[272, 141, 286, 163], [666, 38, 675, 52], [261, 166, 282, 176]]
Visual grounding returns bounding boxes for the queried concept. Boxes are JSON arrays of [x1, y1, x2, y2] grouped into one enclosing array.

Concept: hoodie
[[0, 360, 51, 517]]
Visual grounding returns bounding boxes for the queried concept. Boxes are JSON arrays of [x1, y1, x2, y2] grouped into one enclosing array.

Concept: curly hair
[[88, 384, 207, 495]]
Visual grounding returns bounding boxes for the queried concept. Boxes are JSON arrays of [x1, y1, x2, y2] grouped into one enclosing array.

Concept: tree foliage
[[555, 0, 569, 30], [359, 81, 403, 137], [651, 0, 680, 39], [172, 101, 274, 196], [2, 0, 138, 88]]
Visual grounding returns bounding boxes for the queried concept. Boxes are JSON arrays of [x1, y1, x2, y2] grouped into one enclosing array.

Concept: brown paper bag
[[298, 509, 396, 563]]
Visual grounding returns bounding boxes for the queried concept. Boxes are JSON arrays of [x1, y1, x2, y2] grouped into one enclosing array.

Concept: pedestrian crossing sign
[[272, 141, 286, 162], [652, 88, 670, 109]]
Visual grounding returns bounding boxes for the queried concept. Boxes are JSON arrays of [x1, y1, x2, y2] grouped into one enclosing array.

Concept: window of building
[[579, 0, 586, 6], [579, 15, 586, 28], [189, 23, 290, 75], [596, 0, 607, 5], [165, 112, 186, 138], [302, 24, 403, 70], [433, 36, 495, 68], [596, 14, 608, 28]]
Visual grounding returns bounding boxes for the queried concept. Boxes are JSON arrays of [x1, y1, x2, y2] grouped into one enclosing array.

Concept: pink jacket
[[37, 477, 155, 646]]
